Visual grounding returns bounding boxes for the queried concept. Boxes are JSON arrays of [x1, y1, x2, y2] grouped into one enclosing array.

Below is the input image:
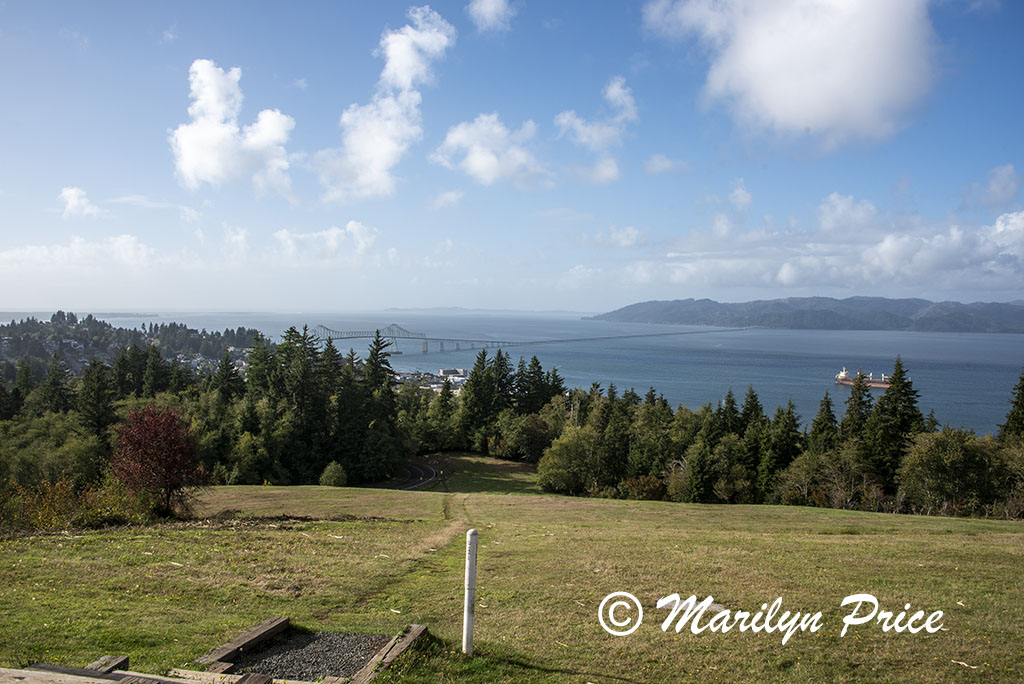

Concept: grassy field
[[2, 454, 1022, 683]]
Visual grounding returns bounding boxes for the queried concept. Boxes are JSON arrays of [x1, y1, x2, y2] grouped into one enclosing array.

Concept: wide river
[[74, 310, 1024, 436]]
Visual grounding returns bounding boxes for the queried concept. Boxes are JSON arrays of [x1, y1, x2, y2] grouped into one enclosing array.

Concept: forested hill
[[590, 297, 1024, 333]]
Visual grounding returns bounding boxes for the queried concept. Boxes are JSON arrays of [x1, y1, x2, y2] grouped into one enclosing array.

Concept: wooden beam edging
[[349, 624, 428, 684], [85, 658, 129, 675], [166, 670, 318, 684], [196, 617, 290, 667]]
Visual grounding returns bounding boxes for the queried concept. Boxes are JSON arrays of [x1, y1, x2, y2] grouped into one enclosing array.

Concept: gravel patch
[[231, 630, 391, 681]]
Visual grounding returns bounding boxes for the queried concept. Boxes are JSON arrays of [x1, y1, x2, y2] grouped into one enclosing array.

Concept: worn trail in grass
[[2, 454, 1022, 683]]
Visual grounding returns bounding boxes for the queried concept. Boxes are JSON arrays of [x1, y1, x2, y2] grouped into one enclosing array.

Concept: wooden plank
[[166, 670, 241, 684], [85, 658, 129, 675], [26, 666, 121, 681], [196, 618, 289, 666], [3, 667, 119, 684], [233, 676, 271, 684], [200, 664, 233, 676], [350, 625, 428, 684]]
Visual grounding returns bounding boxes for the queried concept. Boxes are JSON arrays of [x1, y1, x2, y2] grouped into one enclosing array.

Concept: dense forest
[[1, 315, 1023, 531], [0, 311, 261, 380]]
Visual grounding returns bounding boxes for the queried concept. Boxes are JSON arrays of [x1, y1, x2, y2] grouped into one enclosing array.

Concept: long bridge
[[314, 323, 749, 355]]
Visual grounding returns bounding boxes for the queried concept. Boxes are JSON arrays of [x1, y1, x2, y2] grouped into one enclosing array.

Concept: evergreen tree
[[865, 357, 924, 489], [717, 388, 741, 435], [0, 381, 12, 420], [15, 359, 35, 399], [739, 385, 765, 435], [757, 401, 802, 501], [360, 331, 402, 480], [998, 366, 1024, 444], [78, 359, 115, 439], [318, 337, 344, 397], [839, 371, 873, 443], [210, 350, 244, 399], [142, 345, 171, 397], [808, 391, 838, 455], [41, 353, 73, 413], [458, 350, 496, 449]]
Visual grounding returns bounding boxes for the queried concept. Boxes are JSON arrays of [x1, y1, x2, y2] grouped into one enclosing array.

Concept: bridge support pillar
[[423, 341, 428, 354], [456, 342, 460, 351], [440, 341, 444, 352]]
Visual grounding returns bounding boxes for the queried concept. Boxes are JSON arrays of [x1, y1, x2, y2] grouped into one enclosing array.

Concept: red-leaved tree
[[113, 406, 204, 515]]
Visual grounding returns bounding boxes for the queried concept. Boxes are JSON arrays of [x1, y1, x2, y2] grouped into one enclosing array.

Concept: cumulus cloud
[[430, 189, 464, 209], [555, 75, 637, 184], [0, 235, 153, 272], [466, 0, 517, 32], [652, 201, 1024, 296], [59, 187, 104, 218], [581, 157, 620, 184], [169, 59, 296, 198], [645, 153, 689, 174], [431, 113, 546, 186], [817, 192, 878, 232], [555, 75, 638, 151], [316, 6, 455, 201], [643, 0, 937, 147], [969, 163, 1020, 208], [728, 178, 752, 211], [109, 194, 201, 223], [588, 225, 643, 248], [272, 220, 379, 264]]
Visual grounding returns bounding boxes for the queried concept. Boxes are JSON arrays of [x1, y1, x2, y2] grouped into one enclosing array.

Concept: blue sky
[[1, 0, 1022, 312]]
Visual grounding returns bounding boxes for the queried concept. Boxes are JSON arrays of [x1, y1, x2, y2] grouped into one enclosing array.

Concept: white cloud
[[431, 113, 546, 186], [595, 225, 643, 248], [0, 235, 153, 272], [604, 75, 638, 124], [645, 153, 689, 174], [467, 0, 517, 32], [975, 163, 1020, 207], [316, 7, 456, 201], [169, 59, 296, 198], [555, 75, 637, 151], [109, 194, 201, 223], [817, 192, 878, 232], [582, 157, 620, 184], [59, 187, 104, 218], [728, 178, 751, 211], [272, 220, 379, 264], [293, 77, 308, 90], [652, 202, 1024, 296], [430, 189, 464, 209], [161, 26, 178, 43], [643, 0, 937, 148]]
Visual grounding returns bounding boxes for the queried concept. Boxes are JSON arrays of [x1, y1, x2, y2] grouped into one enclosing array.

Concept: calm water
[[13, 311, 1023, 435]]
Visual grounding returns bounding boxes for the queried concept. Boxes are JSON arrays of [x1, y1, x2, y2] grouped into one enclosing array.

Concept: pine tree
[[757, 401, 802, 500], [0, 381, 12, 420], [839, 370, 873, 443], [142, 345, 170, 397], [78, 359, 115, 439], [41, 353, 73, 413], [998, 366, 1024, 444], [717, 388, 740, 435], [739, 386, 765, 435], [210, 350, 244, 399], [808, 391, 838, 455], [865, 356, 924, 490]]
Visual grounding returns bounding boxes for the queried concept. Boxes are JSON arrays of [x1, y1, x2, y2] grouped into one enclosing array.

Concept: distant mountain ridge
[[589, 297, 1024, 333]]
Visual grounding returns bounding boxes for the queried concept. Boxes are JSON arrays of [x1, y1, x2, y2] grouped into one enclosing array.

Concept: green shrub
[[319, 461, 348, 487]]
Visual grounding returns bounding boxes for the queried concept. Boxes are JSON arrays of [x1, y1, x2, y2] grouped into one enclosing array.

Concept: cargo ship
[[835, 367, 890, 389]]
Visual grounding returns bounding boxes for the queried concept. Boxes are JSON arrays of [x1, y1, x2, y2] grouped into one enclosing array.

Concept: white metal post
[[463, 528, 478, 655]]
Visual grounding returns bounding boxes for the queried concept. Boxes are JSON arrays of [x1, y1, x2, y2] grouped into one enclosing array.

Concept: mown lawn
[[2, 455, 1021, 683]]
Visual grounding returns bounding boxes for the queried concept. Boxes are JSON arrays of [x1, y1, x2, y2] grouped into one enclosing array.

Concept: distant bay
[[35, 310, 1011, 437]]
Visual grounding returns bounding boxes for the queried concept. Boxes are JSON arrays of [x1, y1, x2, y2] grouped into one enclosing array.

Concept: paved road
[[394, 461, 439, 490]]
